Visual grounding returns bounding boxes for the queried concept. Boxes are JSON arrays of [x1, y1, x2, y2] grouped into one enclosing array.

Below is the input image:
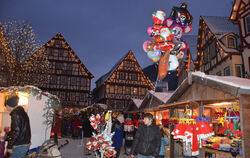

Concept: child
[[157, 128, 169, 158]]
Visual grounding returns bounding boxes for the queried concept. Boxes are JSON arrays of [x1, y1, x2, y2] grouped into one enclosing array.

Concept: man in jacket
[[111, 114, 124, 158], [131, 113, 161, 158], [5, 95, 31, 158]]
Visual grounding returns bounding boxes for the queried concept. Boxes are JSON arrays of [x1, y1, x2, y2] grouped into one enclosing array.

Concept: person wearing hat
[[4, 95, 31, 158]]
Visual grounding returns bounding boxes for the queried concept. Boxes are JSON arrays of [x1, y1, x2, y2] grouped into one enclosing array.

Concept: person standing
[[131, 113, 161, 158], [156, 128, 169, 158], [111, 114, 125, 158], [5, 95, 31, 158], [82, 113, 94, 155]]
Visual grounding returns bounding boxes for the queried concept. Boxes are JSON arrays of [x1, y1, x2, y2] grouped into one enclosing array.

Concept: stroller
[[27, 139, 69, 158]]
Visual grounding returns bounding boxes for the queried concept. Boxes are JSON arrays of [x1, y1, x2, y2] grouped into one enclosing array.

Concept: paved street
[[59, 138, 130, 158]]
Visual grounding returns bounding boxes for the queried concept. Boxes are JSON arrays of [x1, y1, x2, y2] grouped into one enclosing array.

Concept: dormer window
[[227, 36, 237, 49]]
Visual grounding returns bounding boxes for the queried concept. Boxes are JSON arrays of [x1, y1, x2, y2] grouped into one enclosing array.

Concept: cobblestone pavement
[[59, 138, 130, 158]]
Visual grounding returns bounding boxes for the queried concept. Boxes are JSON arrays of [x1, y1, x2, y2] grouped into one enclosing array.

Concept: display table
[[202, 147, 242, 158]]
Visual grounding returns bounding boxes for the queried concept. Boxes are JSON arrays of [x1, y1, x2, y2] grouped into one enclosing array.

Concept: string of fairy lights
[[0, 20, 49, 87]]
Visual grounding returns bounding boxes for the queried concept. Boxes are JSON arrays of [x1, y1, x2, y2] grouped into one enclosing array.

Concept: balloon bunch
[[143, 3, 193, 81], [87, 112, 117, 158]]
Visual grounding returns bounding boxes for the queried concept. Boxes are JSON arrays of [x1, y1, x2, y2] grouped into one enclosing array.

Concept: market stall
[[0, 86, 61, 149], [157, 72, 250, 158]]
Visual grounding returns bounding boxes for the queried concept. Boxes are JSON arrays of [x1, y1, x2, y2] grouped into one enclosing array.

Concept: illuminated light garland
[[0, 20, 49, 87]]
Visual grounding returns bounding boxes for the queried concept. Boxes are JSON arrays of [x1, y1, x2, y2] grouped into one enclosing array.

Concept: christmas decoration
[[87, 111, 117, 158], [142, 3, 193, 81], [0, 20, 49, 87]]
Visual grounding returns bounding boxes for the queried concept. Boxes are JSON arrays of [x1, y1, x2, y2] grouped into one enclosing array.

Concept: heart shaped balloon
[[147, 50, 162, 63]]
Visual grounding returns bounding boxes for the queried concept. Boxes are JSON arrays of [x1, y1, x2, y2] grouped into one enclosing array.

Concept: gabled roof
[[96, 50, 154, 88], [182, 35, 198, 61], [148, 90, 173, 103], [96, 51, 129, 85], [166, 71, 250, 104], [139, 90, 173, 111], [132, 98, 143, 108], [202, 16, 239, 37], [45, 33, 94, 78]]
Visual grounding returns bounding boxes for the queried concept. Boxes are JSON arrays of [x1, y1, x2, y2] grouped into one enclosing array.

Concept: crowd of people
[[2, 98, 170, 158]]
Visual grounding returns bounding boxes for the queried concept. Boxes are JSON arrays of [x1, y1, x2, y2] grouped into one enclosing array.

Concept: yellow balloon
[[105, 112, 110, 121]]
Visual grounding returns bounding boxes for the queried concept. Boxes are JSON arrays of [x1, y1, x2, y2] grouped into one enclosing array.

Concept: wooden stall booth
[[157, 72, 250, 158], [0, 86, 61, 149]]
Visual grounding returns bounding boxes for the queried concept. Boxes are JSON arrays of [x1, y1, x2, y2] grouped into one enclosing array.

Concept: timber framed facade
[[40, 33, 94, 108], [93, 50, 154, 111], [230, 0, 250, 75], [195, 16, 243, 77]]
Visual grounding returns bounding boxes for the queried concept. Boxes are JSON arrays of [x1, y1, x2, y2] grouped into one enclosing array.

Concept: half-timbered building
[[93, 50, 154, 111], [195, 16, 243, 77], [230, 0, 250, 76], [40, 33, 94, 108]]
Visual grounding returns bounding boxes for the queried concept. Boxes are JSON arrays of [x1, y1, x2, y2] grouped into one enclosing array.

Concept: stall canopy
[[0, 85, 61, 149], [139, 90, 173, 112], [157, 71, 250, 158], [81, 103, 108, 111], [125, 98, 143, 112]]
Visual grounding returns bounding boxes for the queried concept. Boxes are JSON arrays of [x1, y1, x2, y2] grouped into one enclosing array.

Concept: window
[[120, 72, 125, 80], [116, 100, 124, 109], [61, 92, 65, 100], [49, 62, 53, 69], [55, 63, 63, 70], [58, 49, 64, 57], [80, 93, 85, 101], [203, 47, 209, 64], [55, 39, 61, 46], [216, 71, 222, 76], [141, 88, 146, 95], [49, 49, 53, 56], [61, 76, 67, 85], [228, 36, 236, 49], [109, 100, 115, 107], [246, 15, 250, 34], [110, 85, 115, 94], [235, 64, 243, 77], [81, 78, 87, 86], [133, 87, 138, 95], [224, 66, 230, 76], [66, 63, 73, 71], [51, 75, 57, 84], [131, 63, 135, 69], [71, 77, 76, 85], [117, 86, 123, 94], [71, 92, 76, 101], [125, 87, 130, 94], [209, 41, 217, 59], [131, 73, 137, 81]]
